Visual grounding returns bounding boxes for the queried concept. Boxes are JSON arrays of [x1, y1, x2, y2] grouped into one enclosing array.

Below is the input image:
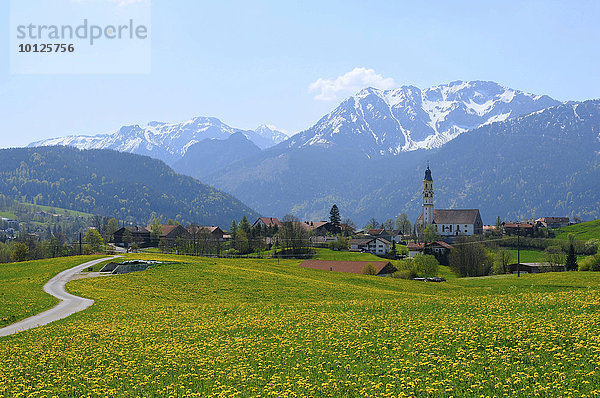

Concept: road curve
[[0, 256, 121, 338]]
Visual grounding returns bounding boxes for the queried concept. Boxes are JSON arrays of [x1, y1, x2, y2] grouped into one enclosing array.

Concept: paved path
[[0, 256, 121, 338]]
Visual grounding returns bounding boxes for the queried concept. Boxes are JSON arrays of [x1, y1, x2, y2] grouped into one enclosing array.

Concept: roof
[[299, 260, 395, 275], [350, 238, 374, 246], [503, 223, 534, 228], [367, 229, 384, 235], [254, 217, 282, 227], [407, 243, 425, 251], [536, 217, 570, 223], [419, 209, 481, 224], [118, 226, 149, 234], [429, 241, 453, 249]]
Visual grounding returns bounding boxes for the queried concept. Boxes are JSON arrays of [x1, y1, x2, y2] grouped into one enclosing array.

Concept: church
[[416, 166, 483, 236]]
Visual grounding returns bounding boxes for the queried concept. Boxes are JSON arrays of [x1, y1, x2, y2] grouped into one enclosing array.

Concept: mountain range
[[29, 117, 288, 165], [26, 80, 600, 225]]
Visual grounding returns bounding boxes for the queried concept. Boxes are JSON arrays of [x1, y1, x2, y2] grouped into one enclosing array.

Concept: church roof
[[418, 209, 481, 224], [433, 209, 481, 224], [424, 166, 432, 181]]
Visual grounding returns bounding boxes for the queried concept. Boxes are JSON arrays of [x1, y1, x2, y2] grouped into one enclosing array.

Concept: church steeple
[[422, 165, 434, 227]]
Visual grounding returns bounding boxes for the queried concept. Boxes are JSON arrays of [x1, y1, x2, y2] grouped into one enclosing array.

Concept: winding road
[[0, 256, 120, 338]]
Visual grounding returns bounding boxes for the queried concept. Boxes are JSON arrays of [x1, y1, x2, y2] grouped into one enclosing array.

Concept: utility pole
[[79, 232, 82, 255], [517, 223, 520, 277]]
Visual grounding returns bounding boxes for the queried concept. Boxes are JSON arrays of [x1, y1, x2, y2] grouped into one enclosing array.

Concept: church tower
[[422, 165, 434, 227]]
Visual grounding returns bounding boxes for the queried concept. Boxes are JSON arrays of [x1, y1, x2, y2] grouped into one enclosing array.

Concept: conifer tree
[[329, 204, 341, 231], [566, 243, 578, 271]]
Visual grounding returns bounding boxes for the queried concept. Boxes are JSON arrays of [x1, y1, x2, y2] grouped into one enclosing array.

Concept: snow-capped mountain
[[28, 117, 288, 165], [286, 80, 561, 156]]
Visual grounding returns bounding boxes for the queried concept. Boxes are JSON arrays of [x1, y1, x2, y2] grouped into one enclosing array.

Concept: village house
[[113, 226, 151, 246], [349, 237, 391, 255], [151, 224, 191, 243], [188, 226, 225, 241], [252, 217, 282, 228], [502, 222, 534, 236], [535, 217, 570, 229]]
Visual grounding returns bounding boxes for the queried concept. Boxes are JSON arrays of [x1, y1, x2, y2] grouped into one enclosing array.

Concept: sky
[[1, 0, 600, 148]]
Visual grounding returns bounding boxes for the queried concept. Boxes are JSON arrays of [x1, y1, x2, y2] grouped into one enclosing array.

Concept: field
[[0, 255, 103, 327], [555, 219, 600, 242], [1, 254, 600, 397]]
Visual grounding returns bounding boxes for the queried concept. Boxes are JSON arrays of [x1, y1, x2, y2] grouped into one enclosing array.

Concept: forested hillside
[[0, 147, 259, 226]]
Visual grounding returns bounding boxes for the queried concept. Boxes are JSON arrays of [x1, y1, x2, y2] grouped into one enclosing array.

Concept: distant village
[[0, 167, 583, 272]]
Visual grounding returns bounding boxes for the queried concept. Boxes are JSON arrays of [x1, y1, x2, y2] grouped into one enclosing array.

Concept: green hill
[[554, 219, 600, 241], [0, 147, 259, 227]]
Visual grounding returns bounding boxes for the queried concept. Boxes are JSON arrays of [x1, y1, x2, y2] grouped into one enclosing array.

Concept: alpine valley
[[28, 80, 600, 226]]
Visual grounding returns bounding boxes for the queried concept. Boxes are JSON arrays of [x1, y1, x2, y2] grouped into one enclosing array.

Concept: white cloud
[[308, 67, 397, 101]]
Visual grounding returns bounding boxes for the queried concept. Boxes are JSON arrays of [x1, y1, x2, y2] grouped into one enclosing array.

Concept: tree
[[11, 242, 29, 262], [389, 240, 397, 257], [341, 218, 356, 236], [493, 249, 512, 274], [278, 214, 310, 257], [149, 217, 163, 245], [239, 216, 251, 235], [413, 254, 439, 276], [230, 220, 238, 240], [366, 218, 379, 230], [423, 225, 439, 244], [329, 204, 341, 232], [382, 218, 395, 231], [566, 244, 578, 271], [233, 229, 250, 254], [84, 229, 104, 253], [544, 246, 566, 271], [105, 218, 119, 243], [449, 237, 493, 277], [395, 214, 412, 235], [362, 263, 377, 275], [495, 216, 502, 228]]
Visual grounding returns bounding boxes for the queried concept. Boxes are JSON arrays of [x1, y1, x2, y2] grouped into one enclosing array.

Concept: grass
[[0, 211, 16, 219], [0, 255, 104, 327], [554, 219, 600, 241], [1, 253, 599, 396], [313, 248, 382, 261], [509, 249, 588, 263], [16, 202, 93, 218]]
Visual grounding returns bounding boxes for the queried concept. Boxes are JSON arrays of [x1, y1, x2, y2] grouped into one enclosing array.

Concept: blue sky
[[1, 0, 600, 148]]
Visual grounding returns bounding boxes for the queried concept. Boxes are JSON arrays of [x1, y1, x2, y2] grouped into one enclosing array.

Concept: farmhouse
[[416, 166, 483, 236], [535, 217, 570, 229], [299, 260, 397, 276], [349, 237, 391, 255], [502, 222, 534, 236], [113, 226, 150, 246], [152, 224, 191, 243], [189, 226, 225, 241], [252, 217, 282, 228]]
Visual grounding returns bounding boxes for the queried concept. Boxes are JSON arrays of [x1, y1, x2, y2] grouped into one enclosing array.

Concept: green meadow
[[0, 253, 599, 397]]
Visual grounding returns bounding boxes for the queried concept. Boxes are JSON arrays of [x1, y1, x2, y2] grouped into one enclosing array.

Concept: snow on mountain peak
[[288, 80, 562, 155], [29, 116, 287, 165]]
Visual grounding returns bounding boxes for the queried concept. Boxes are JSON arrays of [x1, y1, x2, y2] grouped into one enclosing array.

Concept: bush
[[579, 254, 600, 271], [328, 237, 349, 251], [361, 263, 377, 275], [413, 254, 439, 276], [392, 269, 417, 279]]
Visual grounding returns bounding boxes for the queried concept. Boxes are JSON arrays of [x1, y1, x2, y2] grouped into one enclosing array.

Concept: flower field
[[1, 254, 599, 397], [0, 255, 103, 327]]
